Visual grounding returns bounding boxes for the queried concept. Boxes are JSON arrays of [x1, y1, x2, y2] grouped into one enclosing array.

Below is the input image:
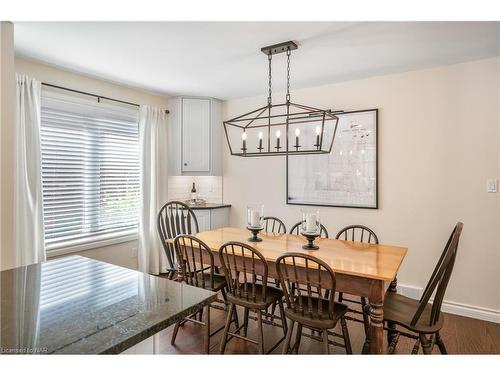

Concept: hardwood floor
[[158, 293, 500, 354]]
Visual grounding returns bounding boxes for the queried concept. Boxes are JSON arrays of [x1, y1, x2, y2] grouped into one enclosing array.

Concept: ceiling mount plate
[[261, 41, 298, 56]]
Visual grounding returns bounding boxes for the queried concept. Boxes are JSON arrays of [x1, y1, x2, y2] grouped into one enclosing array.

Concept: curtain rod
[[41, 82, 170, 114]]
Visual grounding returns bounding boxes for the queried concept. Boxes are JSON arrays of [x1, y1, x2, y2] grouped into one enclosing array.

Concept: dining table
[[171, 226, 408, 354]]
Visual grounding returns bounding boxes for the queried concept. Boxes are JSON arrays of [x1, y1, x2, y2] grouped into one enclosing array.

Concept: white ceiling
[[14, 22, 500, 100]]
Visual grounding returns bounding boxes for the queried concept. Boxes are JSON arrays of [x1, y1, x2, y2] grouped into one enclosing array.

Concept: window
[[40, 88, 140, 251]]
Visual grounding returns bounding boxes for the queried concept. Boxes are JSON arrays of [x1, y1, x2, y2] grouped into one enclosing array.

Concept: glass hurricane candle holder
[[246, 204, 264, 242], [300, 208, 321, 250]]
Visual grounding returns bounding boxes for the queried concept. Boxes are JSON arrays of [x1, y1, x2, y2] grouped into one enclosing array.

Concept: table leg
[[368, 282, 385, 354], [387, 276, 398, 346]]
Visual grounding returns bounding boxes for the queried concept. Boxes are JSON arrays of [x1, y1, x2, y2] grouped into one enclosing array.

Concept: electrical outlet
[[487, 178, 498, 193]]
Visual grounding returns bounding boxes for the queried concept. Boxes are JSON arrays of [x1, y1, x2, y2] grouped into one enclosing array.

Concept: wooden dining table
[[170, 226, 408, 354]]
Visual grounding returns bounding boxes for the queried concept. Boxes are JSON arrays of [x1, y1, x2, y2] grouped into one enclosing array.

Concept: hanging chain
[[267, 53, 272, 106], [286, 47, 291, 103]]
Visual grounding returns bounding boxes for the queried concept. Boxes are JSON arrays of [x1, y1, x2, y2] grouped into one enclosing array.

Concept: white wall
[[0, 22, 16, 271], [223, 58, 500, 313], [8, 57, 169, 270]]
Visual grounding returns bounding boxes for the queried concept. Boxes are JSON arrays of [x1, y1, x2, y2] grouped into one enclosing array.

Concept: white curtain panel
[[14, 74, 46, 266], [138, 105, 169, 275]]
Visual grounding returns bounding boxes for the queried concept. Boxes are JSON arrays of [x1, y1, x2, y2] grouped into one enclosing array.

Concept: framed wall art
[[286, 109, 378, 209]]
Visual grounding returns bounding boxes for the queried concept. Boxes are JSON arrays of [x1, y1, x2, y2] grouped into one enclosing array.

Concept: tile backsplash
[[167, 176, 223, 204]]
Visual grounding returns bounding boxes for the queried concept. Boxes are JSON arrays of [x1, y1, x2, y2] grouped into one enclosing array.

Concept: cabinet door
[[194, 210, 211, 233], [210, 208, 229, 230], [182, 98, 210, 173]]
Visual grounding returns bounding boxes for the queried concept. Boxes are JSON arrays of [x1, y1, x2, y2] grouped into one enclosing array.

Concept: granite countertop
[[187, 203, 231, 210], [0, 256, 216, 354]]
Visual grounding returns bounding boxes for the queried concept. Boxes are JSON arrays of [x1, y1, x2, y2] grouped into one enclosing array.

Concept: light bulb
[[258, 131, 263, 139], [242, 132, 247, 140], [295, 128, 300, 137], [315, 126, 321, 135], [276, 130, 281, 138]]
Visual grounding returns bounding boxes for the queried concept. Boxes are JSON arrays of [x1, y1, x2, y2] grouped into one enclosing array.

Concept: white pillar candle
[[250, 210, 261, 228], [305, 213, 317, 233]]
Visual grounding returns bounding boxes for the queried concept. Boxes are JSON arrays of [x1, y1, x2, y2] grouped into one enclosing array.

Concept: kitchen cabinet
[[195, 210, 211, 232], [168, 97, 222, 176], [191, 206, 230, 232]]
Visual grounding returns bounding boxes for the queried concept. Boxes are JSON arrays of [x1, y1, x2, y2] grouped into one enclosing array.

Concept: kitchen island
[[0, 256, 216, 354]]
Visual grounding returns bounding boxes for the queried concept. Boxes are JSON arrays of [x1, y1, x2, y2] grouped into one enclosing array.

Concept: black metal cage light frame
[[223, 41, 339, 157]]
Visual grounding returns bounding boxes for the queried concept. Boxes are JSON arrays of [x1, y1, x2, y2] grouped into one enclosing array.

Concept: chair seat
[[227, 283, 283, 309], [285, 296, 348, 330], [384, 292, 444, 334], [187, 272, 227, 292]]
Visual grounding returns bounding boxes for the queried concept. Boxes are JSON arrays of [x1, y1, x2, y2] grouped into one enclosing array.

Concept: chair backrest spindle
[[158, 201, 199, 272], [174, 235, 215, 289], [335, 225, 379, 244], [219, 242, 268, 303], [276, 253, 336, 321], [411, 223, 463, 327], [262, 216, 287, 234]]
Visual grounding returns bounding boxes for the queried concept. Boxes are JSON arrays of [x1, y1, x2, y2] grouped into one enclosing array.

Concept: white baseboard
[[396, 284, 500, 324]]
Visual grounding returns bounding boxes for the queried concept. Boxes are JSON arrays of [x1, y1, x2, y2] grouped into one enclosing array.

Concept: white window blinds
[[40, 88, 140, 250]]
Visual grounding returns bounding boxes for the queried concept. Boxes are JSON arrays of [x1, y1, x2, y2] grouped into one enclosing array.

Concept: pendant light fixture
[[224, 41, 339, 157]]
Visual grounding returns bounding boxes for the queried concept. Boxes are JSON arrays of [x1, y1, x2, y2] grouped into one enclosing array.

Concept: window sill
[[46, 231, 138, 258]]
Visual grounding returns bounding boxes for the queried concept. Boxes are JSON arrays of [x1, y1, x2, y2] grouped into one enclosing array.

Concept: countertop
[[187, 203, 231, 210], [0, 256, 216, 354]]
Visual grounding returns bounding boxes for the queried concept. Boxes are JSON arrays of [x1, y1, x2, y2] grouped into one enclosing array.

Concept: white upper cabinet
[[168, 97, 222, 176], [182, 98, 210, 172]]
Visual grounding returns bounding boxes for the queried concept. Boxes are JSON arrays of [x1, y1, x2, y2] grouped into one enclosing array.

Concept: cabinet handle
[[184, 163, 188, 166]]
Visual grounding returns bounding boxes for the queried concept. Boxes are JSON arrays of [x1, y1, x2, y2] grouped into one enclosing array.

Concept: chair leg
[[203, 305, 210, 354], [293, 323, 303, 354], [242, 307, 249, 337], [232, 304, 240, 329], [420, 334, 433, 354], [322, 330, 330, 354], [219, 303, 235, 354], [411, 339, 421, 354], [361, 303, 371, 354], [387, 332, 400, 354], [171, 322, 181, 345], [256, 310, 265, 354], [340, 316, 352, 354], [269, 301, 277, 322], [198, 309, 203, 322], [360, 297, 370, 334], [435, 332, 447, 354], [277, 299, 288, 337], [282, 320, 295, 354], [221, 288, 228, 306]]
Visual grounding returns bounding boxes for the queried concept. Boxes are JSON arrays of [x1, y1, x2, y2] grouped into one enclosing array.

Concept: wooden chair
[[157, 201, 199, 279], [260, 216, 286, 318], [289, 221, 329, 238], [286, 221, 329, 320], [365, 222, 463, 354], [218, 242, 288, 354], [171, 235, 234, 353], [262, 216, 287, 234], [335, 225, 379, 332], [276, 253, 352, 354]]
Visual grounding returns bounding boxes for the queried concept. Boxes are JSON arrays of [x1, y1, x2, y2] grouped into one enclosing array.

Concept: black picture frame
[[286, 108, 378, 209]]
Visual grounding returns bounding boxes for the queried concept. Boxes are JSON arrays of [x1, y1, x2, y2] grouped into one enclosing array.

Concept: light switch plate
[[487, 178, 498, 193]]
